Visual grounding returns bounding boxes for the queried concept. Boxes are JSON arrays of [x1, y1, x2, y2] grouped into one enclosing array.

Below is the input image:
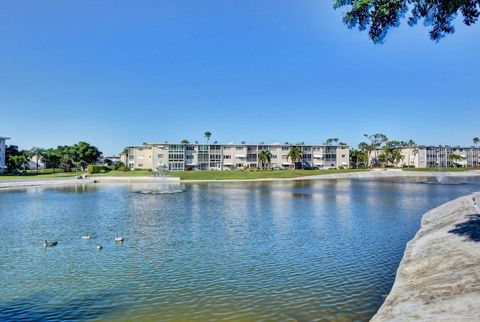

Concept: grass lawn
[[166, 169, 366, 180], [92, 170, 154, 177], [402, 167, 480, 172], [0, 171, 84, 180]]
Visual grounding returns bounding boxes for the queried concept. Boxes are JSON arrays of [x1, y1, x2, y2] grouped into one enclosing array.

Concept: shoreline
[[371, 191, 480, 321], [0, 170, 479, 189]]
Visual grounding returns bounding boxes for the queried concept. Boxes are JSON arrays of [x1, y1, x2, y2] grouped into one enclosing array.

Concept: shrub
[[87, 165, 114, 174]]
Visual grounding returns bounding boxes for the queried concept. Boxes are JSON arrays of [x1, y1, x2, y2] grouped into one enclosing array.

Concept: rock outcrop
[[371, 191, 480, 321]]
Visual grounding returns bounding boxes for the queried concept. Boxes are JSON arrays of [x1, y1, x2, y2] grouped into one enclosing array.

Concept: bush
[[87, 165, 114, 174], [133, 168, 152, 172]]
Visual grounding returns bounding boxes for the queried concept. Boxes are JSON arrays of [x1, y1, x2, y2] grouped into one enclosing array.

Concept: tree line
[[5, 142, 102, 173], [350, 134, 480, 169]]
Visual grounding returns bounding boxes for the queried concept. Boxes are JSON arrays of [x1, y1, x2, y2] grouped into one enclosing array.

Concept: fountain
[[138, 162, 184, 194]]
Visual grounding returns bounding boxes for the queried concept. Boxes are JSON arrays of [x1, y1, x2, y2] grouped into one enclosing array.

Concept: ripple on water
[[0, 179, 479, 321]]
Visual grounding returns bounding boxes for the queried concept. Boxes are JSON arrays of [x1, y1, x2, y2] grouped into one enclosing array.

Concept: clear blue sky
[[1, 1, 478, 155]]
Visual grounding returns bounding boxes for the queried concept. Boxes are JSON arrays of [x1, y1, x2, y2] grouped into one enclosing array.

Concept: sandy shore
[[0, 170, 479, 189], [371, 191, 480, 321]]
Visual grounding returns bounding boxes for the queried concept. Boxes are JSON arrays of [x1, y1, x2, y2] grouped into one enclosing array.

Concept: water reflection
[[0, 178, 479, 321]]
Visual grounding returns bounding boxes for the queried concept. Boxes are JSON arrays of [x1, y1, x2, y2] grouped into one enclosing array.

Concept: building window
[[169, 162, 184, 170], [210, 154, 221, 161], [158, 154, 164, 158]]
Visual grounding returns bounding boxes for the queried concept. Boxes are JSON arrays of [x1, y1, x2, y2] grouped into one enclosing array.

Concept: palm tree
[[364, 133, 388, 168], [258, 150, 272, 170], [28, 147, 45, 173], [448, 153, 464, 167], [406, 139, 416, 167], [204, 131, 212, 143], [9, 155, 28, 172], [286, 146, 303, 169], [474, 137, 480, 147]]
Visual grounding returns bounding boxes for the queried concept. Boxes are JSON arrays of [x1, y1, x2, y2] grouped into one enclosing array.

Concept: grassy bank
[[0, 171, 84, 180], [166, 169, 366, 180], [402, 167, 480, 172], [92, 170, 154, 177]]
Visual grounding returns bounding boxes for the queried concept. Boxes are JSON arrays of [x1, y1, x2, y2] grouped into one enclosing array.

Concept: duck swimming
[[44, 240, 58, 247], [82, 235, 92, 240], [96, 245, 103, 250], [115, 236, 124, 242]]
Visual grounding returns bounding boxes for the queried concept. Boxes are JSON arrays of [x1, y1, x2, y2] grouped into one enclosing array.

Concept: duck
[[96, 244, 103, 250], [115, 236, 124, 242], [44, 240, 58, 247], [82, 235, 92, 240]]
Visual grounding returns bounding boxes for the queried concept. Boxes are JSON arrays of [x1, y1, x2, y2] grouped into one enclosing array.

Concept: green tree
[[181, 139, 189, 144], [377, 152, 388, 169], [349, 148, 361, 168], [357, 142, 370, 168], [448, 153, 464, 167], [324, 138, 339, 145], [364, 133, 388, 167], [56, 145, 75, 172], [204, 131, 212, 143], [474, 137, 480, 147], [286, 146, 303, 169], [70, 142, 102, 170], [9, 155, 29, 172], [381, 140, 404, 167], [28, 147, 45, 173], [5, 146, 29, 172], [258, 150, 273, 170], [405, 139, 416, 167], [334, 0, 480, 43], [42, 148, 61, 170]]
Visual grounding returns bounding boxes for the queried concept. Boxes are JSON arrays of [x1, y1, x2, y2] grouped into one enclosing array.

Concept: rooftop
[[127, 142, 349, 148]]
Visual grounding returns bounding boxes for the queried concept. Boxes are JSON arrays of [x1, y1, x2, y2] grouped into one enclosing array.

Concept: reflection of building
[[371, 146, 480, 168], [121, 142, 350, 171], [0, 136, 10, 173]]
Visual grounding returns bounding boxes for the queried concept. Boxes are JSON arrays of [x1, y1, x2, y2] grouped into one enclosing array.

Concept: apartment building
[[121, 142, 350, 171], [0, 136, 10, 173], [372, 145, 480, 168]]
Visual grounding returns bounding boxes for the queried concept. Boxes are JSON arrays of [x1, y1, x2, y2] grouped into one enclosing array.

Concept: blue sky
[[1, 1, 479, 155]]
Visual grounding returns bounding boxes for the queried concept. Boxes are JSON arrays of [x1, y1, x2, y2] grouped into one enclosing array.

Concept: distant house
[[28, 155, 46, 171], [0, 136, 10, 173], [104, 156, 121, 166]]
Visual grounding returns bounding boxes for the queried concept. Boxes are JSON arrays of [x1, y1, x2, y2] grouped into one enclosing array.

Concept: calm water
[[1, 177, 479, 321]]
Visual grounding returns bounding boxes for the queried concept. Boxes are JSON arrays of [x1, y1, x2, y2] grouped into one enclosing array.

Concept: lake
[[1, 177, 479, 321]]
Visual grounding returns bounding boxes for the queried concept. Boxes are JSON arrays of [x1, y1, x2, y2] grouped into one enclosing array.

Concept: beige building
[[0, 136, 10, 173], [371, 146, 480, 168], [121, 142, 350, 171]]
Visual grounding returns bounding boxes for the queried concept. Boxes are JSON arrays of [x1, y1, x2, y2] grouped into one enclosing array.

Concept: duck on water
[[43, 240, 58, 248]]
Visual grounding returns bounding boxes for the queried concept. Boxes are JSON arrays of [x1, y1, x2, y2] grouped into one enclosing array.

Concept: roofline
[[124, 143, 350, 148], [0, 137, 10, 140], [374, 145, 479, 149]]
